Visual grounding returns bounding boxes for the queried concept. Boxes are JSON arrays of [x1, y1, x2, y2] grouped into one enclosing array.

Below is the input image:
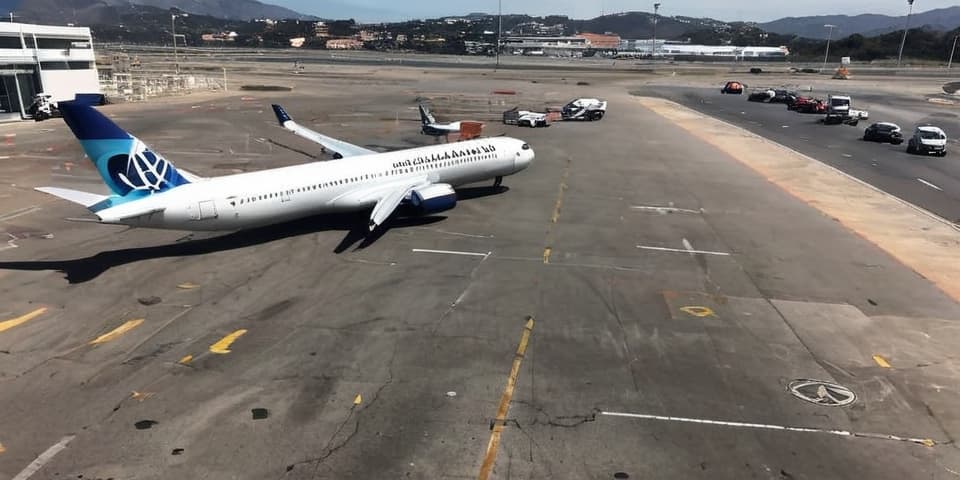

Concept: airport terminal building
[[0, 22, 101, 121]]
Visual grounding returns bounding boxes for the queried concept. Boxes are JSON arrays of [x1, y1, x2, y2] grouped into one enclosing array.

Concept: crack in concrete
[[286, 343, 398, 478]]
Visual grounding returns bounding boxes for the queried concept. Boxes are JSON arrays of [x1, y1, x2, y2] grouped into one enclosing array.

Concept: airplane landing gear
[[493, 176, 503, 187]]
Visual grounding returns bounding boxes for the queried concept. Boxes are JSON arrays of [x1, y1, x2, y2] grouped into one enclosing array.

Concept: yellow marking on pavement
[[873, 355, 892, 368], [353, 394, 363, 406], [542, 247, 552, 264], [0, 307, 47, 333], [177, 282, 199, 289], [178, 354, 193, 364], [921, 439, 935, 448], [209, 329, 248, 354], [478, 316, 535, 480], [550, 183, 567, 224], [89, 319, 144, 345], [131, 391, 155, 402], [679, 306, 716, 318], [0, 441, 5, 454]]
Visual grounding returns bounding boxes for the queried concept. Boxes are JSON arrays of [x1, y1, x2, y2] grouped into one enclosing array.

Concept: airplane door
[[281, 190, 291, 203], [197, 199, 218, 220]]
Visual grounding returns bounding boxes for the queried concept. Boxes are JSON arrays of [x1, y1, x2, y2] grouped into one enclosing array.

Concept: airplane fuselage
[[98, 136, 531, 231]]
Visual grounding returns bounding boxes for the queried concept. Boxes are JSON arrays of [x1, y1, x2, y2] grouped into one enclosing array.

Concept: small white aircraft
[[35, 102, 534, 232], [419, 103, 461, 137]]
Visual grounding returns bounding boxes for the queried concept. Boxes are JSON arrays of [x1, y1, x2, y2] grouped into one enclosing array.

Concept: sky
[[274, 0, 959, 23]]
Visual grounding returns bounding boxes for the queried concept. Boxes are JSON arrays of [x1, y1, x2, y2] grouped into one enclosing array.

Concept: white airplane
[[419, 103, 461, 137], [34, 102, 534, 232]]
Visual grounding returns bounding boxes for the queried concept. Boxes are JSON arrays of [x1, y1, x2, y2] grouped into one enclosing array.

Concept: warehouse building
[[0, 22, 100, 121]]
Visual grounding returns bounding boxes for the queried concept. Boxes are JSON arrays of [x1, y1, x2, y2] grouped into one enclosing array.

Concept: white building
[[0, 22, 100, 121]]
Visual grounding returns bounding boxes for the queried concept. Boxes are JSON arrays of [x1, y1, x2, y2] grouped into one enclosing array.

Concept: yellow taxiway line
[[89, 319, 144, 345], [0, 307, 47, 333], [478, 317, 535, 480], [209, 329, 248, 354]]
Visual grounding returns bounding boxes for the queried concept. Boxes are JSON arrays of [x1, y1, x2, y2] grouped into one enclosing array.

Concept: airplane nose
[[515, 143, 534, 172]]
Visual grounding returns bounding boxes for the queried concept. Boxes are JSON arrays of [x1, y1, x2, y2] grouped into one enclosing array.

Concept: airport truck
[[822, 94, 868, 125], [561, 98, 607, 121], [502, 108, 549, 127]]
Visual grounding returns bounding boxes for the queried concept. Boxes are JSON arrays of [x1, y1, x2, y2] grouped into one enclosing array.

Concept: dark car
[[863, 122, 904, 145], [748, 89, 774, 102], [769, 89, 798, 105], [721, 81, 744, 94]]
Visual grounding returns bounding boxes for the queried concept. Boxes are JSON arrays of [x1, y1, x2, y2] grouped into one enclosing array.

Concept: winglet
[[272, 104, 292, 126]]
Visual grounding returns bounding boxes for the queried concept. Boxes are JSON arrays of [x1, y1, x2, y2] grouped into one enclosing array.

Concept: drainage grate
[[787, 379, 856, 407]]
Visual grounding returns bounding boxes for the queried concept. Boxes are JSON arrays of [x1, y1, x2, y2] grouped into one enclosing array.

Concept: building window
[[36, 37, 89, 50], [40, 61, 94, 70], [0, 36, 23, 49]]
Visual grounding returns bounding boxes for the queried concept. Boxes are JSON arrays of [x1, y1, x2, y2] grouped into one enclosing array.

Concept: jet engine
[[410, 184, 456, 214]]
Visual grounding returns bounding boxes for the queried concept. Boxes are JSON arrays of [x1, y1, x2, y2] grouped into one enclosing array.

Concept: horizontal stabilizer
[[35, 187, 108, 208]]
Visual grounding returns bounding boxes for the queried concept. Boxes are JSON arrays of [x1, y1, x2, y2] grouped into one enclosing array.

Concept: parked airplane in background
[[419, 103, 461, 137], [35, 102, 534, 233]]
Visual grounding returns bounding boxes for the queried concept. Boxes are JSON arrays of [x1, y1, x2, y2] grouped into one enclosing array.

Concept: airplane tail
[[59, 101, 190, 197], [418, 103, 436, 125], [272, 104, 293, 125]]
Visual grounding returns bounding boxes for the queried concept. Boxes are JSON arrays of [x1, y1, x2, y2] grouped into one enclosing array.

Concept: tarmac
[[1, 62, 959, 479]]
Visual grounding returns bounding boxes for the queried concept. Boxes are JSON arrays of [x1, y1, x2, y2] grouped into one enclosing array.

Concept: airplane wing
[[332, 177, 432, 231], [272, 104, 376, 159]]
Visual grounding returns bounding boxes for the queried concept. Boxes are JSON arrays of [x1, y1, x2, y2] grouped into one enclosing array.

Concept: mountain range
[[759, 6, 960, 39], [7, 0, 315, 24], [6, 0, 960, 41]]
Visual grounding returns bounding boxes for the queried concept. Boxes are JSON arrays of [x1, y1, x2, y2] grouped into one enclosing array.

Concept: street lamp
[[495, 0, 501, 70], [896, 0, 915, 68], [822, 24, 836, 73], [949, 34, 959, 70], [171, 11, 188, 74], [651, 3, 661, 58]]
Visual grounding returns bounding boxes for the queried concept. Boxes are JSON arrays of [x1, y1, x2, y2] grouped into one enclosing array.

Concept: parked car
[[862, 122, 903, 144], [906, 126, 948, 156], [769, 89, 798, 105], [748, 89, 775, 102], [721, 81, 744, 94], [791, 96, 827, 114]]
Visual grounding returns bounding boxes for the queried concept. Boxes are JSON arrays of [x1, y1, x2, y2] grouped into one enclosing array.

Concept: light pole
[[651, 3, 660, 58], [822, 24, 836, 73], [897, 0, 915, 68], [495, 0, 501, 70], [949, 34, 959, 70], [171, 12, 188, 74]]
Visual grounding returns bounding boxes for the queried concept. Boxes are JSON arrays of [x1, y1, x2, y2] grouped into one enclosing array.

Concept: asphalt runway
[[0, 67, 959, 479], [639, 84, 960, 223]]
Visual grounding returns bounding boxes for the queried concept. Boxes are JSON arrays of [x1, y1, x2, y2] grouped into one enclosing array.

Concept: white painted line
[[600, 411, 934, 447], [917, 178, 943, 191], [412, 248, 491, 258], [0, 206, 40, 222], [0, 156, 10, 160], [630, 205, 702, 214], [12, 435, 76, 480], [637, 245, 730, 256]]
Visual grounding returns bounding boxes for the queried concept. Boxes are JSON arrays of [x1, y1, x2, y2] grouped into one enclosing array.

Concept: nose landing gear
[[493, 176, 503, 187]]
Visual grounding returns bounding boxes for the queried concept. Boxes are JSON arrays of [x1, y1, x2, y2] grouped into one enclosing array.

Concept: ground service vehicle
[[502, 108, 549, 127], [907, 126, 948, 156], [791, 96, 827, 114], [823, 95, 860, 125], [862, 122, 903, 144], [561, 98, 607, 121], [721, 81, 744, 94], [28, 94, 61, 121]]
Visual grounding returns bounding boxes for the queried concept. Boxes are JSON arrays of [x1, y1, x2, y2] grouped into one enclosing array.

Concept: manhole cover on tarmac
[[787, 379, 856, 407]]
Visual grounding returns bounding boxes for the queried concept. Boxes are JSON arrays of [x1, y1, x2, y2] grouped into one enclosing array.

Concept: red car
[[792, 96, 827, 114], [721, 81, 744, 94]]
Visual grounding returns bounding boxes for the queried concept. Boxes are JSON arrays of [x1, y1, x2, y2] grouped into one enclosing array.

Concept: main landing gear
[[493, 176, 503, 187]]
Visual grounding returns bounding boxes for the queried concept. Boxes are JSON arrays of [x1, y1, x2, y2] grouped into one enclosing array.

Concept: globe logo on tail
[[106, 140, 186, 195]]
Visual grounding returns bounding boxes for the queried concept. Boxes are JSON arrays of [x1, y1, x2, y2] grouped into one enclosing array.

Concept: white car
[[561, 98, 607, 121], [907, 126, 948, 157]]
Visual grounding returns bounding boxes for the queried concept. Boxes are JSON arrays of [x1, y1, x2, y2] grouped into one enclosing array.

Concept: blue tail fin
[[59, 101, 190, 197]]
